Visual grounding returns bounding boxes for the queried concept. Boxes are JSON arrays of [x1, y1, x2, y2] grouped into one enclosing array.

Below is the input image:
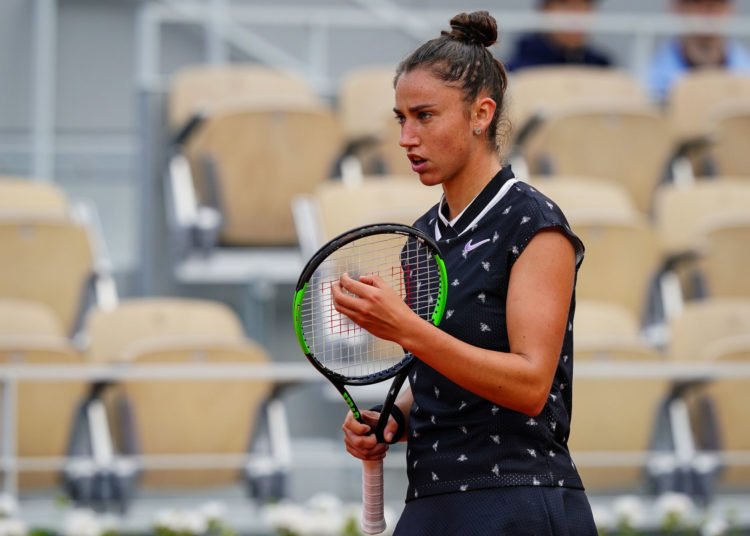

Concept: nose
[[399, 121, 419, 148]]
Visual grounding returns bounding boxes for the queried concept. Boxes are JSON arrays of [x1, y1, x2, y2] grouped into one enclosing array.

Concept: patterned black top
[[405, 166, 586, 502]]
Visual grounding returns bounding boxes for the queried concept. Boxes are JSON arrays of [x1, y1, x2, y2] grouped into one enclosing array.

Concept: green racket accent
[[432, 254, 448, 326], [292, 284, 311, 355], [342, 391, 361, 421]]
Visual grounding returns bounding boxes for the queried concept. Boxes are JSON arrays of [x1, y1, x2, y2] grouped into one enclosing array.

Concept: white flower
[[306, 493, 342, 514], [590, 503, 613, 528], [63, 509, 103, 536], [154, 508, 208, 535], [0, 518, 27, 536], [702, 516, 730, 536], [655, 492, 695, 523], [0, 495, 18, 518], [612, 494, 646, 527], [199, 500, 226, 522]]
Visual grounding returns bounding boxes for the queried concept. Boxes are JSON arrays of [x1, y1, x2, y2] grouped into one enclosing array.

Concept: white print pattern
[[533, 477, 541, 486], [490, 435, 500, 444], [460, 485, 469, 491], [512, 246, 520, 256], [502, 206, 512, 215], [434, 386, 440, 399], [413, 370, 418, 383], [529, 187, 537, 193], [446, 310, 454, 319], [430, 415, 436, 424], [491, 406, 500, 415], [549, 393, 557, 402], [451, 279, 460, 287], [477, 292, 486, 303], [492, 231, 500, 242], [432, 472, 439, 481], [563, 354, 569, 363], [520, 216, 531, 225], [546, 201, 554, 210], [480, 323, 491, 332], [569, 321, 573, 331], [549, 451, 556, 457], [413, 460, 418, 468], [432, 440, 439, 452], [551, 421, 557, 431], [558, 480, 564, 487], [528, 449, 537, 458], [560, 383, 567, 390], [492, 464, 500, 476], [413, 430, 419, 438], [457, 454, 468, 462], [481, 261, 490, 272], [526, 418, 538, 427], [414, 489, 418, 498], [458, 426, 468, 434], [458, 401, 467, 411]]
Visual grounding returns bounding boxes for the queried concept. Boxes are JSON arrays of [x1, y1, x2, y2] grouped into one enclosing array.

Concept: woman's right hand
[[342, 409, 399, 461]]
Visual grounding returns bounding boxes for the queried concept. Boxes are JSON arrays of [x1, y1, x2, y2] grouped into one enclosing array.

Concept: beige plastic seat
[[84, 297, 246, 363], [337, 65, 396, 146], [653, 180, 750, 259], [184, 103, 342, 246], [708, 103, 750, 176], [569, 214, 660, 324], [314, 177, 440, 242], [522, 102, 673, 213], [0, 299, 87, 491], [83, 298, 281, 489], [574, 299, 655, 360], [0, 217, 95, 336], [569, 347, 670, 492], [506, 66, 648, 140], [118, 340, 272, 488], [530, 176, 639, 221], [0, 177, 69, 218], [666, 69, 750, 146], [698, 215, 750, 299], [168, 64, 322, 132]]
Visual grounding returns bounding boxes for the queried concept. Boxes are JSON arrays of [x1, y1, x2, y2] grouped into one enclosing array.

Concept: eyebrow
[[393, 103, 438, 114]]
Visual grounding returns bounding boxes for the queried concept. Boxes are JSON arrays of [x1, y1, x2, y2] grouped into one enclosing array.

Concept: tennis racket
[[293, 223, 448, 534]]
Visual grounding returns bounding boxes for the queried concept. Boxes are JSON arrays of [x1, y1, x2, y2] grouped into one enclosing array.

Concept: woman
[[332, 11, 596, 535]]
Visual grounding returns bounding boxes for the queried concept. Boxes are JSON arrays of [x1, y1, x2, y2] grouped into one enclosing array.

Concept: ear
[[473, 96, 497, 133]]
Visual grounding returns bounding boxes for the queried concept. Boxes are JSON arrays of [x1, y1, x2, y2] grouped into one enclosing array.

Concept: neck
[[442, 156, 502, 220]]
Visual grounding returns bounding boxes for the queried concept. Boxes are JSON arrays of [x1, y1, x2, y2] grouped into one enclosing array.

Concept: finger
[[383, 416, 400, 443], [340, 272, 376, 299], [331, 281, 362, 314]]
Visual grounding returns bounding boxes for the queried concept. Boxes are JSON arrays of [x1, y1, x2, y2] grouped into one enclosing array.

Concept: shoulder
[[412, 202, 440, 235]]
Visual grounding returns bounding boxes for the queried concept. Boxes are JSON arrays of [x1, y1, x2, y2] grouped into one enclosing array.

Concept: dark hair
[[394, 11, 509, 151]]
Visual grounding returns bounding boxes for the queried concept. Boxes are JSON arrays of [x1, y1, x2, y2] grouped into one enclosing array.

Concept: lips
[[408, 153, 427, 173]]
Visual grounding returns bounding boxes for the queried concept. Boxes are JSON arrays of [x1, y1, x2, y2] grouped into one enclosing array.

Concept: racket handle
[[361, 459, 386, 534]]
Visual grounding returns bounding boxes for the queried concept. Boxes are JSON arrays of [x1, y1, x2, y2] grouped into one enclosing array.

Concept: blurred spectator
[[647, 0, 750, 102], [505, 0, 612, 72]]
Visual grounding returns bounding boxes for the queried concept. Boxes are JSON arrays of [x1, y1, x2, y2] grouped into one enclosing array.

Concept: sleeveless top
[[405, 166, 586, 502]]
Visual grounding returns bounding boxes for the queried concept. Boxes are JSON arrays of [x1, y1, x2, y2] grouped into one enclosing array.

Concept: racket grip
[[361, 459, 386, 534]]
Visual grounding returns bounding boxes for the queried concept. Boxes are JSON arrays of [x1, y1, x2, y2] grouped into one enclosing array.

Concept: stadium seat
[[707, 103, 750, 177], [529, 176, 639, 221], [520, 102, 674, 213], [83, 298, 290, 497], [293, 175, 441, 257], [0, 177, 69, 218], [0, 299, 89, 493], [697, 215, 750, 300], [335, 65, 397, 178], [0, 217, 96, 336]]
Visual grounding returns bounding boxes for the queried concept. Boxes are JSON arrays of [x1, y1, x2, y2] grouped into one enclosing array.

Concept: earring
[[474, 127, 482, 135]]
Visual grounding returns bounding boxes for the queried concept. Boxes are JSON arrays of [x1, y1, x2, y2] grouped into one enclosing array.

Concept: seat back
[[525, 103, 673, 212], [653, 180, 750, 258], [710, 104, 750, 176], [168, 64, 321, 131], [84, 298, 246, 363], [0, 177, 69, 218], [186, 104, 342, 245], [337, 65, 396, 143], [120, 341, 272, 488], [312, 177, 441, 242], [530, 176, 639, 221], [0, 218, 94, 335], [569, 215, 660, 322], [666, 69, 750, 144], [698, 215, 750, 299], [507, 66, 648, 137]]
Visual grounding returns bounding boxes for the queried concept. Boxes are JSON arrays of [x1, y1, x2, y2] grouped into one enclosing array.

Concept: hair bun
[[447, 11, 497, 47]]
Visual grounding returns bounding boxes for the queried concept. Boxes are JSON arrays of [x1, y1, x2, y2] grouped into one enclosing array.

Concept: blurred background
[[2, 0, 750, 534]]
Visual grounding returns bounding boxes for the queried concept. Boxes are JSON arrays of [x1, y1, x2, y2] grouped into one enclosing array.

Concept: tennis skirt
[[393, 486, 597, 536]]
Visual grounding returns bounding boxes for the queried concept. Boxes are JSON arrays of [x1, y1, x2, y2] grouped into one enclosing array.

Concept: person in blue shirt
[[333, 10, 597, 536], [647, 0, 750, 103], [506, 0, 612, 72]]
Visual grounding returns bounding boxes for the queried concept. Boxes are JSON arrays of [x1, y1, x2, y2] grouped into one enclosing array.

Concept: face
[[543, 0, 598, 48], [673, 0, 732, 65], [394, 68, 478, 188]]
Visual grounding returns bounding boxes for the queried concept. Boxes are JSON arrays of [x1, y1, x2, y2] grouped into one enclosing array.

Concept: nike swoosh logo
[[462, 238, 491, 255]]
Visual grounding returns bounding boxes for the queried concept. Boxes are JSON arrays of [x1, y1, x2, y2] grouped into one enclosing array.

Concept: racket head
[[293, 223, 447, 386]]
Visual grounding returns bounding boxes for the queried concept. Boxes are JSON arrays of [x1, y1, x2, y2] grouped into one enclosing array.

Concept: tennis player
[[332, 11, 597, 535]]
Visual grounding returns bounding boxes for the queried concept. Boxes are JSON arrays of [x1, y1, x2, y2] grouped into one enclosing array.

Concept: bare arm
[[333, 229, 576, 416]]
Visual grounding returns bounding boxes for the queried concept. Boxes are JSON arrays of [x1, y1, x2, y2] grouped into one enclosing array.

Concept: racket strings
[[299, 234, 442, 379]]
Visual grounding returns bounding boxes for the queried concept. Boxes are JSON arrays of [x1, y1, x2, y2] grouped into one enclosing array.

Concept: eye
[[418, 111, 433, 121], [394, 114, 405, 125]]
